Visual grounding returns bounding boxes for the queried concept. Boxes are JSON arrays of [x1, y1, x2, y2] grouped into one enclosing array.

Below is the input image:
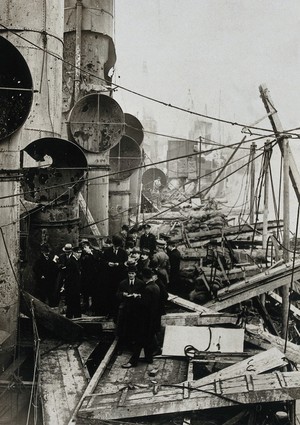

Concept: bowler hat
[[142, 267, 153, 279], [79, 239, 90, 246], [127, 265, 137, 273], [62, 243, 73, 252], [125, 258, 138, 268], [73, 246, 83, 253]]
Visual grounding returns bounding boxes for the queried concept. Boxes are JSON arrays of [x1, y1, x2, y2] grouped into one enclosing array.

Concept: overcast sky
[[113, 0, 300, 227], [114, 0, 300, 141]]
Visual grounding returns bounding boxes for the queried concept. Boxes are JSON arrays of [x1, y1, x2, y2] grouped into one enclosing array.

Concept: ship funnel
[[109, 135, 142, 181], [142, 167, 167, 189], [22, 137, 87, 204], [124, 113, 144, 145], [0, 36, 33, 140], [68, 93, 125, 152]]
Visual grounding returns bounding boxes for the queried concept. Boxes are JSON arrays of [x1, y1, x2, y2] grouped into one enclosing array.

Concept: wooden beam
[[40, 344, 88, 425], [78, 192, 102, 239], [68, 338, 118, 425], [245, 324, 300, 364], [205, 260, 300, 311], [168, 293, 215, 314], [77, 371, 300, 421], [161, 312, 238, 327], [188, 347, 287, 389], [259, 84, 300, 203], [268, 291, 300, 321]]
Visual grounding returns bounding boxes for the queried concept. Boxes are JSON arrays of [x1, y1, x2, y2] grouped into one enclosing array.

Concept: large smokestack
[[0, 0, 64, 367]]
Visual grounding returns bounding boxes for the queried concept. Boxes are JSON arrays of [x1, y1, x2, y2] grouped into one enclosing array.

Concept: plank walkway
[[77, 371, 300, 421], [39, 342, 88, 425]]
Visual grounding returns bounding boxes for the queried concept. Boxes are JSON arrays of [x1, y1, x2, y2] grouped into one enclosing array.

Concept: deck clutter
[[29, 199, 300, 425], [0, 1, 300, 424]]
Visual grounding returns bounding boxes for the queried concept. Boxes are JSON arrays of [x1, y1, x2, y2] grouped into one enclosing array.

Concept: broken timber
[[161, 311, 238, 327], [75, 348, 288, 421], [39, 343, 88, 425], [245, 324, 300, 364], [204, 259, 300, 311], [77, 371, 300, 421]]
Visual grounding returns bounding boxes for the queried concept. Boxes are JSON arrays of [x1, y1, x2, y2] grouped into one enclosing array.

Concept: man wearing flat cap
[[139, 224, 156, 256]]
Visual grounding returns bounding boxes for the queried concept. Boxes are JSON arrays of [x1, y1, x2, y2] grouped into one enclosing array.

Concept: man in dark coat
[[139, 224, 156, 256], [122, 267, 160, 368], [102, 234, 128, 318], [63, 245, 82, 319], [79, 239, 98, 313], [167, 239, 182, 293], [116, 262, 144, 353], [33, 244, 58, 306]]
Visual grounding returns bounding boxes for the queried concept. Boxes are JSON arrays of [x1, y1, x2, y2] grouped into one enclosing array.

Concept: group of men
[[32, 223, 182, 365]]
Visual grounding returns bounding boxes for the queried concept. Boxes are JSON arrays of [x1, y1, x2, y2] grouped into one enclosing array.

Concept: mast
[[262, 141, 271, 250], [259, 85, 291, 340], [249, 142, 257, 224]]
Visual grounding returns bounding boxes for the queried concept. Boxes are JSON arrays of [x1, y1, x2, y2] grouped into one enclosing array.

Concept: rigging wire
[[80, 147, 259, 229], [0, 136, 256, 203], [2, 22, 300, 137], [284, 203, 300, 354]]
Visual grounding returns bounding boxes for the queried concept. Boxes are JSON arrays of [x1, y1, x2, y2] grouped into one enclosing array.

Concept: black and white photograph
[[0, 0, 300, 424]]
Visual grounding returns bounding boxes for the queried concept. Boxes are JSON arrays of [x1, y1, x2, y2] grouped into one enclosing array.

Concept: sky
[[113, 0, 300, 228], [114, 0, 300, 136]]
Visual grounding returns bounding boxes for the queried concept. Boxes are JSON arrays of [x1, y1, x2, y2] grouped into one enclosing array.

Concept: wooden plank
[[161, 312, 238, 327], [67, 338, 118, 425], [205, 261, 300, 311], [77, 371, 300, 421], [77, 341, 99, 366], [0, 353, 28, 380], [188, 347, 287, 389], [40, 344, 88, 425], [245, 324, 300, 364], [216, 259, 300, 300], [191, 351, 259, 364], [21, 291, 83, 342], [269, 291, 300, 320], [78, 192, 102, 238], [168, 293, 216, 314]]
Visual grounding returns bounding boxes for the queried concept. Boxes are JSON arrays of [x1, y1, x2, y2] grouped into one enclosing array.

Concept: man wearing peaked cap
[[156, 239, 167, 247]]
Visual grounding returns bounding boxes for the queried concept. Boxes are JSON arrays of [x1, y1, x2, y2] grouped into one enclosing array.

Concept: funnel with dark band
[[68, 93, 124, 152], [124, 113, 144, 145], [0, 36, 33, 140], [109, 135, 142, 181], [22, 137, 87, 204]]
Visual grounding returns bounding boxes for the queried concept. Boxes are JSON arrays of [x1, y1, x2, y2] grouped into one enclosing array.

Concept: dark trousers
[[129, 333, 155, 366]]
